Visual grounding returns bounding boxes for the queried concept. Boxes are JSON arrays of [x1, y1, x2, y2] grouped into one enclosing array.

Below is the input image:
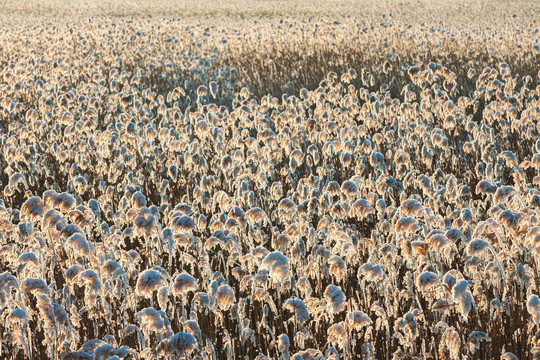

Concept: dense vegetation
[[1, 1, 540, 359]]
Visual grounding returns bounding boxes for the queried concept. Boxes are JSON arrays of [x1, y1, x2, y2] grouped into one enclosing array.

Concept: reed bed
[[0, 1, 540, 359]]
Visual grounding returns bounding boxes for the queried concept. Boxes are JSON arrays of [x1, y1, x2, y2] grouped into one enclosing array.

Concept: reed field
[[1, 0, 540, 359]]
